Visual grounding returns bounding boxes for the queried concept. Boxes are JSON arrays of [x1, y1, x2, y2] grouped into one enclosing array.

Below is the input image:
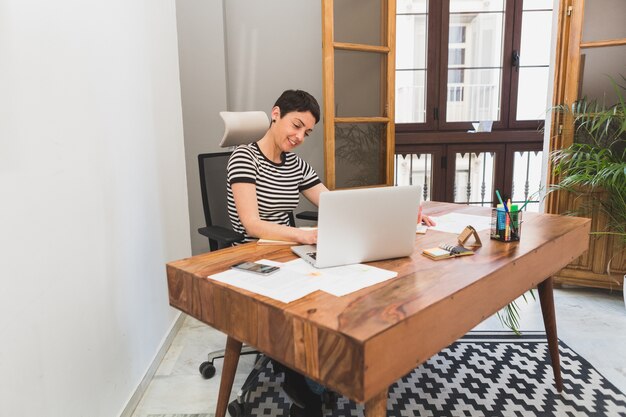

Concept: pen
[[506, 198, 511, 240], [495, 189, 505, 207], [518, 198, 531, 211]]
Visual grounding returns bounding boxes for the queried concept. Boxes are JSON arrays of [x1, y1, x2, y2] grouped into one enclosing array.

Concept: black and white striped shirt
[[227, 142, 321, 242]]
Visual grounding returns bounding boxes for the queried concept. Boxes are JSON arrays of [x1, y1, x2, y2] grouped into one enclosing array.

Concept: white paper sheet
[[416, 224, 428, 234], [209, 259, 319, 303], [281, 259, 398, 297], [208, 258, 398, 302], [428, 213, 492, 234]]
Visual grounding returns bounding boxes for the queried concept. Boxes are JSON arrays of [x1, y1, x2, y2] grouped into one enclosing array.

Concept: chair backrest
[[219, 111, 269, 148], [198, 152, 233, 233]]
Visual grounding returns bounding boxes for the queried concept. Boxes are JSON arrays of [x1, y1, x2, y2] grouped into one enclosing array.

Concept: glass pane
[[397, 0, 427, 14], [516, 67, 549, 120], [582, 0, 626, 42], [335, 123, 386, 187], [335, 50, 384, 117], [449, 26, 466, 43], [450, 0, 504, 13], [453, 152, 495, 206], [394, 153, 433, 201], [446, 69, 501, 122], [334, 0, 383, 46], [512, 150, 543, 213], [520, 11, 553, 66], [580, 45, 626, 107], [523, 0, 553, 10], [396, 70, 426, 123], [448, 48, 466, 66], [396, 15, 427, 69], [449, 13, 504, 68]]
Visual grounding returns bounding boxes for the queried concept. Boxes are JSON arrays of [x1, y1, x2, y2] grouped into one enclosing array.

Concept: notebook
[[291, 186, 421, 268], [422, 243, 474, 260]]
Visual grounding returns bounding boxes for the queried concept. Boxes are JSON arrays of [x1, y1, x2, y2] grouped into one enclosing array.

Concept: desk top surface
[[167, 202, 590, 401]]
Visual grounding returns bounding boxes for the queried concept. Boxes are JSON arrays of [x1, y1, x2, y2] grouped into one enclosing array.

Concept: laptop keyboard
[[307, 252, 317, 260]]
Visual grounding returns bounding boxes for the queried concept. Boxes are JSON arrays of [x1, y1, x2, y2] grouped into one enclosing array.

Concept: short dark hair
[[273, 90, 321, 124]]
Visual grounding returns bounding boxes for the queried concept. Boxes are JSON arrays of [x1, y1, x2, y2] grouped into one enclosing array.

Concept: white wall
[[0, 1, 189, 416], [177, 0, 324, 254], [176, 0, 229, 254], [223, 0, 323, 180]]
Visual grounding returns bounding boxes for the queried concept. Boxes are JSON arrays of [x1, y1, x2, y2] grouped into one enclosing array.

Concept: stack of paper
[[428, 213, 491, 234], [208, 259, 397, 303]]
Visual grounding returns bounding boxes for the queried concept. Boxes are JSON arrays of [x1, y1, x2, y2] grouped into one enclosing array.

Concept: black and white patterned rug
[[239, 332, 626, 417]]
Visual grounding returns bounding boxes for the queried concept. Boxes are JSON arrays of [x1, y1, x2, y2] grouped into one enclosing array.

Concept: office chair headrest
[[219, 111, 270, 148]]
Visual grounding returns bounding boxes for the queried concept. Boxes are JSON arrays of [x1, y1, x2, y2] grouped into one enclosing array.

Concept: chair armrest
[[295, 211, 318, 221], [198, 226, 245, 246]]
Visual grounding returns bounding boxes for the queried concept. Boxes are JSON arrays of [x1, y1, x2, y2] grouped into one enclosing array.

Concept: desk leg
[[538, 276, 563, 392], [215, 336, 242, 417], [364, 389, 388, 417]]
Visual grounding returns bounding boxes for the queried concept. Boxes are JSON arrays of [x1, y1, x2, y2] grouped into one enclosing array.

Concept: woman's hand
[[417, 202, 436, 227], [420, 214, 436, 227], [297, 228, 318, 245]]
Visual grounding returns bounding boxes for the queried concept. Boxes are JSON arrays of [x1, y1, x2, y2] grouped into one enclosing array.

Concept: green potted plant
[[550, 78, 626, 289]]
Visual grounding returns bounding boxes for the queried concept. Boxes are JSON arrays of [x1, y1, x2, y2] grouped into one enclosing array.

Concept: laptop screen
[[312, 186, 421, 268]]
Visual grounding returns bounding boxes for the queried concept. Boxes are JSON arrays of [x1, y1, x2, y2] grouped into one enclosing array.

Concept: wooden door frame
[[546, 0, 582, 213], [321, 0, 397, 190]]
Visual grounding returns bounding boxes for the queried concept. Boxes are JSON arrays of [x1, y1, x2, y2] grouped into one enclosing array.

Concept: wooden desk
[[167, 203, 590, 417]]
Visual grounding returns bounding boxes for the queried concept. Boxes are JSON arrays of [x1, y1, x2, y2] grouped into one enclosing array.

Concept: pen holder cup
[[490, 208, 522, 242]]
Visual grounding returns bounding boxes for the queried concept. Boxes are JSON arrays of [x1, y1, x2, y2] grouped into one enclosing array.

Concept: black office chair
[[197, 151, 244, 252], [197, 152, 316, 252]]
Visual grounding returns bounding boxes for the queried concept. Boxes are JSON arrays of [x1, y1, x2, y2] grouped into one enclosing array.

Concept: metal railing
[[394, 150, 543, 211]]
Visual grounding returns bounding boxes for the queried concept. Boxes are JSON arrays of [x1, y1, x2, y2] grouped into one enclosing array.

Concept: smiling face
[[270, 106, 316, 152]]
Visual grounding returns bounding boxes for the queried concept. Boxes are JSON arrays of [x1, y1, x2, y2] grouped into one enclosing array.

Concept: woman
[[227, 89, 327, 246]]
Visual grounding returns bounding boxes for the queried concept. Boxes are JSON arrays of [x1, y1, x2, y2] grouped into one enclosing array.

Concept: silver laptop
[[291, 186, 421, 268]]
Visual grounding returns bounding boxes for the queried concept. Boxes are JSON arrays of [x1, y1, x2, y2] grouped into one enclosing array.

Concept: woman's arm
[[231, 182, 317, 244], [301, 182, 329, 207]]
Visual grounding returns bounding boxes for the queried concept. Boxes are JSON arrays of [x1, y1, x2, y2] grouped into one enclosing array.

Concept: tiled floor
[[131, 287, 626, 417]]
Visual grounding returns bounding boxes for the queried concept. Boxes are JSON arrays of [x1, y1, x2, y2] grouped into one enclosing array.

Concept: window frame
[[397, 0, 549, 132], [395, 0, 550, 205]]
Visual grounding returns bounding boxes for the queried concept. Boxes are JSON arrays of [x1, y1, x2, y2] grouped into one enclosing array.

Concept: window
[[395, 0, 552, 210]]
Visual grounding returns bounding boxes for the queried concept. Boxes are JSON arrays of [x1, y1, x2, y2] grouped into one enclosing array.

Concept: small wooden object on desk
[[458, 225, 482, 248]]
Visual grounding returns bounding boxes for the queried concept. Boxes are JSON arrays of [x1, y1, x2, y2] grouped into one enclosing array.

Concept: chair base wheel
[[199, 361, 216, 379], [228, 400, 244, 417]]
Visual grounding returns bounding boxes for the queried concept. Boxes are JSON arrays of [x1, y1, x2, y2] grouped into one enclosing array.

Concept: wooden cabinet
[[548, 0, 626, 291], [552, 192, 625, 290]]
